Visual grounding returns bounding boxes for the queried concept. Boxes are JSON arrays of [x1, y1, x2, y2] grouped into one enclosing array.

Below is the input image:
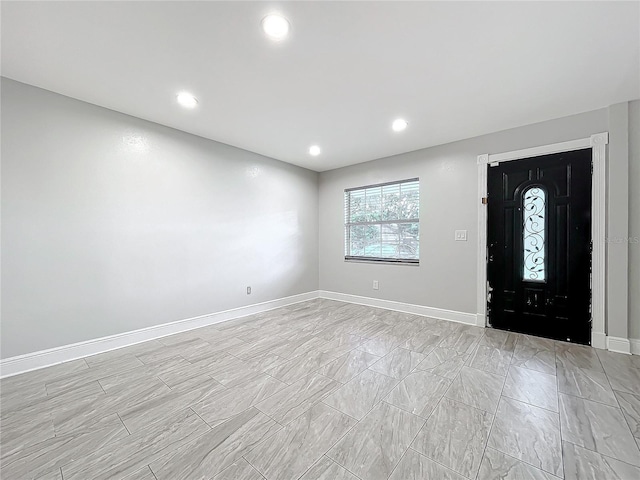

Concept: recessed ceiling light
[[176, 92, 198, 109], [392, 118, 408, 132], [309, 145, 321, 156], [262, 14, 290, 40]]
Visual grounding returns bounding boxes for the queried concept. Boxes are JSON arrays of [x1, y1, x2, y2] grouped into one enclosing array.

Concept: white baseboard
[[607, 336, 632, 355], [629, 338, 640, 355], [12, 288, 622, 379], [0, 291, 320, 379], [319, 290, 477, 326]]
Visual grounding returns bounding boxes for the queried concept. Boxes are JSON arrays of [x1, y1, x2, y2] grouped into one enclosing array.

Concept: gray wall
[[607, 102, 630, 340], [629, 100, 640, 339], [1, 78, 319, 358], [2, 77, 637, 359], [319, 109, 611, 318]]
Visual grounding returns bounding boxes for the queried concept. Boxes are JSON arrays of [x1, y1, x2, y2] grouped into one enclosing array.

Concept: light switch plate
[[455, 230, 468, 241]]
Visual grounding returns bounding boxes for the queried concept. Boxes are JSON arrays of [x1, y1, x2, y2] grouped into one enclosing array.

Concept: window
[[344, 178, 419, 263], [522, 186, 546, 281]]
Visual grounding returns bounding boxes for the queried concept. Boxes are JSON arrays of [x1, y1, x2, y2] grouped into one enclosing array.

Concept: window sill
[[344, 257, 420, 266]]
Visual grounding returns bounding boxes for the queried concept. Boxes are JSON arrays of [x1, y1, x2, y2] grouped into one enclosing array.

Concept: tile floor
[[1, 299, 640, 479]]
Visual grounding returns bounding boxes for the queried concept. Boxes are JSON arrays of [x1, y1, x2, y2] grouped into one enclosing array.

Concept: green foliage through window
[[344, 179, 419, 263]]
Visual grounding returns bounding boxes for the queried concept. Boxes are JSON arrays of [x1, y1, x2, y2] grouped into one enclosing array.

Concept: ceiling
[[2, 1, 639, 172]]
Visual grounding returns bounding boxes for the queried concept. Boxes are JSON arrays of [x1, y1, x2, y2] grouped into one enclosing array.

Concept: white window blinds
[[344, 178, 419, 263]]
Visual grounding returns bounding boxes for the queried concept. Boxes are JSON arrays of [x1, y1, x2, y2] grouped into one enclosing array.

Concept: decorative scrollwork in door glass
[[523, 186, 546, 281]]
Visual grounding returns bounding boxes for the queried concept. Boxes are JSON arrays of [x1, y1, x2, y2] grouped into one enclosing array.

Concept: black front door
[[487, 149, 592, 344]]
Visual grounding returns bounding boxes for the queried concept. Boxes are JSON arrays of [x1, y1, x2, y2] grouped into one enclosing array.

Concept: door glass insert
[[523, 186, 546, 281]]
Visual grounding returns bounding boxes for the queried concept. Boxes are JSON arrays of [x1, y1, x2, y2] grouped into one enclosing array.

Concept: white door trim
[[477, 132, 608, 349]]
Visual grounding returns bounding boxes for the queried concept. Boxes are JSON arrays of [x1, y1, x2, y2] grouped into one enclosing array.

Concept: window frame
[[344, 178, 420, 265], [522, 184, 547, 282]]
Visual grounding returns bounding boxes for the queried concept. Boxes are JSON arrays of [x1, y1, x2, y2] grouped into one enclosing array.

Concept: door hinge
[[482, 197, 488, 205]]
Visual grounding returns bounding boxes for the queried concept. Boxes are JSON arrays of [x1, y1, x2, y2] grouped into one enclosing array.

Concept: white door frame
[[476, 132, 608, 349]]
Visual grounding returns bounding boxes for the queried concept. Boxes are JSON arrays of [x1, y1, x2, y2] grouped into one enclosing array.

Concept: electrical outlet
[[246, 286, 251, 295], [373, 280, 379, 290], [455, 230, 468, 241]]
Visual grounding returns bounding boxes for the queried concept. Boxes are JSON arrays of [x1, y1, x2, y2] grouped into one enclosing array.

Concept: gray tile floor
[[2, 299, 640, 479]]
